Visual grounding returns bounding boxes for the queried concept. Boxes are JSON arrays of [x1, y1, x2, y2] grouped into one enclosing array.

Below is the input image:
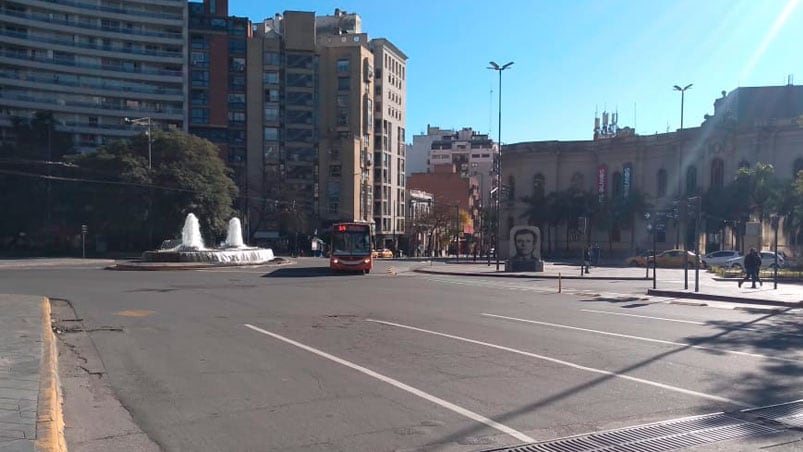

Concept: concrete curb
[[647, 289, 802, 308], [35, 297, 67, 452], [108, 258, 294, 271], [413, 267, 650, 281]]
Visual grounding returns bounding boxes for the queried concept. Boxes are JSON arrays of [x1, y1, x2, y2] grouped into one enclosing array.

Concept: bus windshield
[[332, 230, 371, 256]]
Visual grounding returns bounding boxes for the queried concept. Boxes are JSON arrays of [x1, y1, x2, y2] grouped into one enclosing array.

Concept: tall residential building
[[0, 0, 187, 152], [247, 12, 319, 247], [406, 125, 454, 176], [369, 38, 407, 249], [188, 0, 251, 210]]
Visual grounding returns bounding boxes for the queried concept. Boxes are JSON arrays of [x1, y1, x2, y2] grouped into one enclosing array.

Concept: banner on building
[[597, 164, 607, 201], [623, 162, 632, 197]]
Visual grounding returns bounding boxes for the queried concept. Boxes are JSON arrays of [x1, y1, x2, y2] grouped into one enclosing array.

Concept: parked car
[[646, 249, 701, 268], [625, 249, 654, 267], [701, 250, 742, 268], [724, 251, 785, 269]]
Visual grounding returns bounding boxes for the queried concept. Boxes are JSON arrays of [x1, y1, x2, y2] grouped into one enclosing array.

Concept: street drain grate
[[743, 399, 803, 428], [483, 411, 787, 452]]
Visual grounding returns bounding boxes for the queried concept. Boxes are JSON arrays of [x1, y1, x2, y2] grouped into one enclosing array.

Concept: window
[[710, 158, 724, 189], [228, 74, 245, 90], [287, 91, 314, 106], [263, 127, 278, 141], [795, 158, 803, 179], [229, 57, 245, 72], [329, 165, 341, 177], [190, 89, 207, 106], [264, 104, 279, 121], [287, 54, 314, 69], [228, 93, 245, 108], [612, 171, 623, 198], [657, 169, 667, 197], [263, 71, 279, 84], [287, 110, 313, 125], [287, 73, 313, 88], [264, 89, 279, 102], [686, 166, 697, 194], [227, 111, 245, 123], [228, 39, 245, 55], [190, 108, 208, 124], [533, 174, 546, 198], [191, 71, 209, 87], [263, 51, 280, 66], [337, 59, 350, 73], [338, 76, 350, 91], [191, 51, 208, 67]]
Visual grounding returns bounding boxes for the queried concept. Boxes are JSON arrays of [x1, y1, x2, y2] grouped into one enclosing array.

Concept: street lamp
[[124, 116, 153, 169], [488, 61, 513, 271], [771, 214, 780, 289], [673, 83, 692, 285]]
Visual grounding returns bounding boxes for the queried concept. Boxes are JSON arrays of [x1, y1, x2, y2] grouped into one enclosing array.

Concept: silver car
[[701, 250, 741, 268], [724, 251, 785, 269]]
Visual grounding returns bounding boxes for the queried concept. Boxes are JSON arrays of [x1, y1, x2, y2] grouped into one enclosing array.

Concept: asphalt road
[[1, 258, 802, 451]]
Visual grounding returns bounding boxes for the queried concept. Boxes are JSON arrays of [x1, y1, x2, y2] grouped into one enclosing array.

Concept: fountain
[[140, 213, 275, 265]]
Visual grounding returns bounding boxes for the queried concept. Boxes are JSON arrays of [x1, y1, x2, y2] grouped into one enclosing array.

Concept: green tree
[[66, 130, 238, 250]]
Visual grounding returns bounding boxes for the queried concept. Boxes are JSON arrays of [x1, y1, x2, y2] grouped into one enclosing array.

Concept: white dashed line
[[244, 323, 535, 443]]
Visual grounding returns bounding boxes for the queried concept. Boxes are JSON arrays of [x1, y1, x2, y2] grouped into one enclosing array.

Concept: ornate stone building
[[501, 85, 803, 259]]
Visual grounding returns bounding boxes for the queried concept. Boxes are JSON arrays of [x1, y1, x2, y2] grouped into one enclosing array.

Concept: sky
[[228, 0, 803, 144]]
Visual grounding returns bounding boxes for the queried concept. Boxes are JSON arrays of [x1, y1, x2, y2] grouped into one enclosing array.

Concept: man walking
[[583, 245, 592, 274], [738, 248, 762, 288]]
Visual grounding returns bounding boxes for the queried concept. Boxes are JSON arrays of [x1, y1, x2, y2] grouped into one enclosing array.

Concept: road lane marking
[[365, 319, 750, 407], [581, 309, 705, 325], [482, 313, 801, 364], [243, 323, 534, 443]]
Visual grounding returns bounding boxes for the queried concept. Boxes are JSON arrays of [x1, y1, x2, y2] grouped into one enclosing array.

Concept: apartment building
[[188, 0, 251, 203], [0, 0, 186, 152], [369, 38, 407, 249]]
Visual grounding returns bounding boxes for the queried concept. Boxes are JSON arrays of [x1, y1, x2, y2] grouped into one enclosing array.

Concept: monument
[[507, 225, 544, 272]]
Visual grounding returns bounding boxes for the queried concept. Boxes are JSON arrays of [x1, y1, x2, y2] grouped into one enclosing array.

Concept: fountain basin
[[142, 248, 275, 264]]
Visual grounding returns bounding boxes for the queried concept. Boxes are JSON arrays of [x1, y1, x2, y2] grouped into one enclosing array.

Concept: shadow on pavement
[[262, 266, 365, 278]]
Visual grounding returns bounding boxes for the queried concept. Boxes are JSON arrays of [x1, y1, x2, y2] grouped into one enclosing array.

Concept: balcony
[[0, 8, 183, 41], [0, 92, 183, 119], [31, 0, 183, 22], [0, 70, 183, 99], [0, 53, 182, 79], [0, 31, 184, 62]]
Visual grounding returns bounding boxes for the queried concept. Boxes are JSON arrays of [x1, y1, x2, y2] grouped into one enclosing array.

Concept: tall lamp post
[[771, 214, 779, 289], [124, 116, 153, 168], [673, 84, 692, 286], [488, 61, 513, 271]]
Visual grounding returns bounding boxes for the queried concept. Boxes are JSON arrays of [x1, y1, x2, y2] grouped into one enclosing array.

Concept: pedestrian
[[738, 248, 762, 288], [583, 245, 591, 273]]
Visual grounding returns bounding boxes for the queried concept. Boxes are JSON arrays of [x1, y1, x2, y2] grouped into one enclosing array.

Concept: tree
[[66, 130, 238, 251]]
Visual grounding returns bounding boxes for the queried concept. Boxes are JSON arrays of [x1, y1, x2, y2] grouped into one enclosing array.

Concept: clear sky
[[229, 0, 802, 144]]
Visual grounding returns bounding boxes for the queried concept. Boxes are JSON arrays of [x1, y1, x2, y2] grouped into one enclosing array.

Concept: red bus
[[329, 222, 373, 274]]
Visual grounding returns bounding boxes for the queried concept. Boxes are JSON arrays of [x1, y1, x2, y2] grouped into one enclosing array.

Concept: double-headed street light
[[124, 116, 153, 169], [488, 61, 513, 271], [673, 83, 692, 286]]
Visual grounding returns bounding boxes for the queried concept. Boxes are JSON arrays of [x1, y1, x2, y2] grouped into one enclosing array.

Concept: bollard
[[558, 273, 562, 293]]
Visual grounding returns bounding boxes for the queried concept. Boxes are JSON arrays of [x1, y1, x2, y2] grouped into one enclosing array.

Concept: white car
[[701, 250, 741, 268], [724, 251, 785, 269]]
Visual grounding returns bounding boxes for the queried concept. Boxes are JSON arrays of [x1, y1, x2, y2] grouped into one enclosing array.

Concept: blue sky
[[229, 0, 802, 143]]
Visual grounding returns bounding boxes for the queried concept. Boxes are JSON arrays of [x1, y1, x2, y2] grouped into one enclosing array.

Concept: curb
[[647, 289, 802, 308], [108, 259, 294, 271], [413, 267, 650, 281], [35, 297, 67, 452]]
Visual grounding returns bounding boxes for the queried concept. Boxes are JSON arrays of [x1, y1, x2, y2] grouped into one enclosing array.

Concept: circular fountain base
[[142, 247, 275, 264]]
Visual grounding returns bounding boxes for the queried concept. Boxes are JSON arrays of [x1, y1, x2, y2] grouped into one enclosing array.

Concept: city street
[[1, 258, 802, 451]]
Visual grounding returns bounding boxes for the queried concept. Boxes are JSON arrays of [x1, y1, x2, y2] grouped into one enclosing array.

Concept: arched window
[[686, 166, 697, 194], [794, 158, 803, 179], [507, 175, 515, 201], [612, 171, 623, 198], [532, 173, 545, 198], [570, 172, 584, 191], [710, 158, 724, 189], [657, 169, 667, 197]]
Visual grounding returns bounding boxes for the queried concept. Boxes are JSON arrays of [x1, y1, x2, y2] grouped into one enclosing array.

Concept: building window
[[287, 73, 313, 88], [263, 51, 280, 66], [190, 35, 207, 49], [265, 89, 279, 102], [337, 59, 350, 73], [191, 71, 209, 87], [191, 89, 207, 106], [794, 158, 803, 179], [569, 172, 583, 191], [329, 165, 341, 177], [229, 57, 245, 72], [190, 108, 208, 124], [612, 171, 623, 198], [710, 158, 724, 189], [686, 166, 697, 194], [228, 74, 245, 90], [264, 104, 279, 121], [191, 51, 208, 67], [263, 71, 279, 84], [287, 54, 314, 69], [263, 127, 279, 141], [228, 39, 245, 55], [657, 169, 667, 197], [533, 174, 546, 198], [337, 76, 350, 91]]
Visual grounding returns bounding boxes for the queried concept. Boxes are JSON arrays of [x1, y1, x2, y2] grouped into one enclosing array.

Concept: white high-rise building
[[0, 0, 187, 153]]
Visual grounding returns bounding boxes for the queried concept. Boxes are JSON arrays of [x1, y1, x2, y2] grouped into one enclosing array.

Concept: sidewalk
[[0, 295, 65, 452], [413, 261, 803, 308]]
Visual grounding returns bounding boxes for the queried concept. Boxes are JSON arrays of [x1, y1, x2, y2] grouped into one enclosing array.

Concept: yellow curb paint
[[35, 297, 67, 452], [115, 310, 156, 318]]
